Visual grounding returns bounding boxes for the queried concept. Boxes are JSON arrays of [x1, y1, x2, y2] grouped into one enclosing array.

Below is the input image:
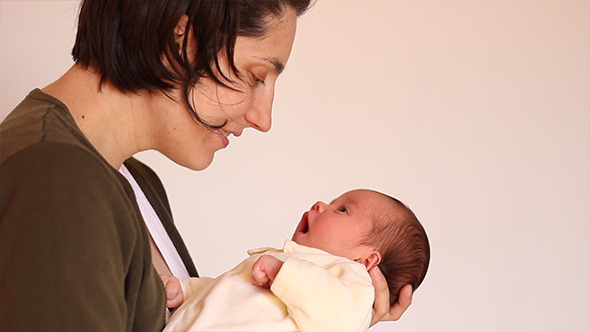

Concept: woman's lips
[[217, 130, 229, 148]]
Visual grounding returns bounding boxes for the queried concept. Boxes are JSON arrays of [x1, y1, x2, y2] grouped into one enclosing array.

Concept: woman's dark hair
[[72, 0, 312, 128], [362, 194, 431, 306]]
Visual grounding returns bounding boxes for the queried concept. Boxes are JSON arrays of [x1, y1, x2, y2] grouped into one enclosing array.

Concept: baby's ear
[[360, 249, 382, 270]]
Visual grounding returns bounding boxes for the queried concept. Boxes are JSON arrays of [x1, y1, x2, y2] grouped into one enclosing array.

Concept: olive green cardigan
[[0, 89, 198, 331]]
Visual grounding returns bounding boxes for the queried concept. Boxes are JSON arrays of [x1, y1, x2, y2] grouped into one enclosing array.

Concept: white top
[[165, 240, 374, 331], [119, 164, 190, 280]]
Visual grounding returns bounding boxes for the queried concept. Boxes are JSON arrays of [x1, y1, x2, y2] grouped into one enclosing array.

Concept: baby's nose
[[312, 201, 327, 214]]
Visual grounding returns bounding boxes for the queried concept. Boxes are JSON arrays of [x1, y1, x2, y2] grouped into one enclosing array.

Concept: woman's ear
[[175, 15, 189, 43], [359, 249, 382, 270], [173, 14, 197, 59]]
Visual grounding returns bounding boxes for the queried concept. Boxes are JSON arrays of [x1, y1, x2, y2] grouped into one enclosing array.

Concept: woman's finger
[[385, 284, 413, 321], [369, 266, 390, 326]]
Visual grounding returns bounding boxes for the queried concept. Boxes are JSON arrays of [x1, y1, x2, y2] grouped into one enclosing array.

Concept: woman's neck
[[42, 64, 151, 169]]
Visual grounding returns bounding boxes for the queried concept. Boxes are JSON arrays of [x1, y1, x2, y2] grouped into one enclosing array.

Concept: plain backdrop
[[1, 1, 589, 331]]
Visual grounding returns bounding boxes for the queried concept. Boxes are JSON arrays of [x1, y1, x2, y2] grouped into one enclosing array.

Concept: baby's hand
[[251, 255, 283, 288], [159, 274, 184, 309]]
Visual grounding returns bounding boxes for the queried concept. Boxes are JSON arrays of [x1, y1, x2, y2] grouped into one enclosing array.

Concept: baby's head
[[292, 189, 430, 305]]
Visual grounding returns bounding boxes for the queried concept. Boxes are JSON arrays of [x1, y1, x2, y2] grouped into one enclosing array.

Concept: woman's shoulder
[[0, 89, 131, 213], [1, 89, 99, 166]]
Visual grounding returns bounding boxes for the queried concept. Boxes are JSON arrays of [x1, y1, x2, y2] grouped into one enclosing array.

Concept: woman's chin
[[175, 153, 215, 171]]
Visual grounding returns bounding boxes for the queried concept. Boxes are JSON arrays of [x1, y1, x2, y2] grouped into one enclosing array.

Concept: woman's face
[[152, 8, 298, 170]]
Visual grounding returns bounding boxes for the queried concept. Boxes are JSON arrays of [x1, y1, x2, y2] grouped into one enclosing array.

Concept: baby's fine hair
[[362, 192, 430, 305]]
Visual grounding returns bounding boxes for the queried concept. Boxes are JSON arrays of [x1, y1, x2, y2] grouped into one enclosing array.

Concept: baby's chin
[[291, 233, 308, 247], [291, 230, 304, 243], [290, 235, 320, 251], [290, 234, 302, 244]]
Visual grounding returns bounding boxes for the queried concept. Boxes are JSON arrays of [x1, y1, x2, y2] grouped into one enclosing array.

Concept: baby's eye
[[337, 207, 348, 214]]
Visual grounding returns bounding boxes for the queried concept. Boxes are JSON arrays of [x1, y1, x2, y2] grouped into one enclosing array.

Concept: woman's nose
[[244, 89, 273, 132], [311, 201, 327, 214]]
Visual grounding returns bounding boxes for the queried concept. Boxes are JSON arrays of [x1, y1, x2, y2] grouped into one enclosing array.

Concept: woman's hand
[[369, 266, 413, 326]]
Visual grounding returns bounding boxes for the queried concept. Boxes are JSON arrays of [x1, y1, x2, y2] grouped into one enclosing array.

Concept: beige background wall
[[2, 1, 589, 331]]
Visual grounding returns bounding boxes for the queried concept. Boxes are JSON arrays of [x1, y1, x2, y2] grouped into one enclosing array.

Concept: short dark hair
[[72, 0, 312, 128], [362, 193, 430, 305]]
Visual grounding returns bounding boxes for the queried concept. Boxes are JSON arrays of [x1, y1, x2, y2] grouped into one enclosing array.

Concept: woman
[[0, 0, 412, 331]]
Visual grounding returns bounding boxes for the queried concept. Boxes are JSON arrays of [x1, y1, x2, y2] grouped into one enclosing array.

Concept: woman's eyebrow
[[256, 56, 285, 74]]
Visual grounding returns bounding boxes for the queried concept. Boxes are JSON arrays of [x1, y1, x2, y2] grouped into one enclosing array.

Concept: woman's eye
[[253, 75, 266, 85]]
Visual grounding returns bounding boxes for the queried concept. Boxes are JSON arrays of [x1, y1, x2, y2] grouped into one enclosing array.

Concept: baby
[[162, 189, 430, 331]]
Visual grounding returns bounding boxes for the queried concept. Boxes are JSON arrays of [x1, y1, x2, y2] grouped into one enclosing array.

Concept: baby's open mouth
[[297, 211, 309, 234]]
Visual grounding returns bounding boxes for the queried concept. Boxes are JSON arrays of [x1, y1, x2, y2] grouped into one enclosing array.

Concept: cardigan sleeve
[[270, 255, 374, 332], [0, 143, 163, 331]]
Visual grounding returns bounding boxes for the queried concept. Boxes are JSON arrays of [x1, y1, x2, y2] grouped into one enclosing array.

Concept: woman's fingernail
[[371, 267, 382, 280]]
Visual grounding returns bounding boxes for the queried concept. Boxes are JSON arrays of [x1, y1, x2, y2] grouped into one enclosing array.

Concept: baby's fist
[[251, 255, 283, 289]]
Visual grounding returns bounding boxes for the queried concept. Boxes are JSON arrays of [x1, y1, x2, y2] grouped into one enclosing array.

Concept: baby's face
[[292, 189, 385, 262]]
